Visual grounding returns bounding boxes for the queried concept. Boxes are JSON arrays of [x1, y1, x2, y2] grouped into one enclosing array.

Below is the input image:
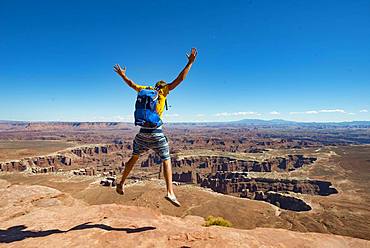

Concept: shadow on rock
[[0, 223, 156, 243], [67, 222, 156, 233]]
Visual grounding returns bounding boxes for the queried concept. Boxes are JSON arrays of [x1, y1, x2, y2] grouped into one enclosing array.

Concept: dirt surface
[[0, 140, 76, 161]]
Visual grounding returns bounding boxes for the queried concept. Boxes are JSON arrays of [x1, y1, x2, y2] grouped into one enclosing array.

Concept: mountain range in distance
[[233, 119, 370, 127], [1, 119, 370, 128], [170, 119, 370, 128]]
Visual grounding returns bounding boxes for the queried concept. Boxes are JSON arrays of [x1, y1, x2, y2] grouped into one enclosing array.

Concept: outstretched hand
[[113, 64, 126, 77], [186, 48, 197, 63]]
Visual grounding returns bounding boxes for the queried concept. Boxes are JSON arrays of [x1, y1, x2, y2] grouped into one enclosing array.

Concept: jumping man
[[113, 48, 197, 207]]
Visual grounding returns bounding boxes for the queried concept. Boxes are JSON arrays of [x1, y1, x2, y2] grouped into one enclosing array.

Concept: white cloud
[[215, 111, 260, 117], [165, 113, 180, 117], [196, 114, 205, 117], [348, 112, 356, 115], [289, 111, 318, 115], [90, 115, 133, 122], [360, 109, 368, 113], [319, 109, 346, 113], [162, 113, 181, 122], [290, 109, 346, 115], [112, 115, 133, 121], [269, 111, 281, 115], [306, 110, 319, 114]]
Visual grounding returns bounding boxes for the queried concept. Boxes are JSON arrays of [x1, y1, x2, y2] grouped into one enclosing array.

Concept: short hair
[[155, 80, 166, 89]]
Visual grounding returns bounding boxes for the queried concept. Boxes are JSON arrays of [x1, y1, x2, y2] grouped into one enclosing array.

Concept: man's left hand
[[186, 48, 198, 63]]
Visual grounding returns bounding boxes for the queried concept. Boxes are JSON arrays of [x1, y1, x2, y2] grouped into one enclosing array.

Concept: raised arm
[[113, 64, 141, 91], [168, 48, 198, 91]]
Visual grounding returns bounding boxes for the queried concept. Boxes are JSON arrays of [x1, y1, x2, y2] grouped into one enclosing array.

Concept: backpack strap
[[155, 83, 169, 111]]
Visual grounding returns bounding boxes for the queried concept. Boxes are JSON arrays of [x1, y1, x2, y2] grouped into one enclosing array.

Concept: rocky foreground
[[0, 179, 368, 248]]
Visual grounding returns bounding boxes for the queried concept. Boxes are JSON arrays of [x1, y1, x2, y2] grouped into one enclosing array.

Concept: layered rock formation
[[0, 121, 133, 131], [199, 172, 337, 211], [0, 144, 130, 175], [0, 154, 72, 173], [72, 167, 96, 176], [167, 133, 320, 153], [146, 154, 316, 173], [254, 191, 312, 211], [138, 154, 332, 211], [0, 179, 367, 248], [70, 144, 129, 158], [141, 154, 317, 183], [200, 172, 337, 196]]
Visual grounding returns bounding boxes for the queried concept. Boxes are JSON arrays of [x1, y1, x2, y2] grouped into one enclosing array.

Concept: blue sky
[[0, 0, 369, 122]]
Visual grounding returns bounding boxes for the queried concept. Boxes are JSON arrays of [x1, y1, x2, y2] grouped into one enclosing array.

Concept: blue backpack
[[134, 89, 163, 128]]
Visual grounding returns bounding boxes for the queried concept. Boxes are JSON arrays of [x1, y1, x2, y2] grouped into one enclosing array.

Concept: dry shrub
[[204, 215, 232, 227]]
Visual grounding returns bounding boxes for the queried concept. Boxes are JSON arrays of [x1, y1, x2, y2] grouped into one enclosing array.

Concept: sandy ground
[[0, 140, 76, 161]]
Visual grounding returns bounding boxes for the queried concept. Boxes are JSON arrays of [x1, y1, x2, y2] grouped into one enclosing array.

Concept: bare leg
[[119, 155, 139, 185], [162, 159, 175, 196], [162, 159, 181, 206]]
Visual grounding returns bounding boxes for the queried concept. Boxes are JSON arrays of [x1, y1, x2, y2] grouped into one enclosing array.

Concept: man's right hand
[[113, 64, 126, 77]]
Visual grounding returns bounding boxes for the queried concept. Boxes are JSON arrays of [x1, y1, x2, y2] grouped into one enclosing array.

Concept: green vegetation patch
[[204, 215, 232, 227]]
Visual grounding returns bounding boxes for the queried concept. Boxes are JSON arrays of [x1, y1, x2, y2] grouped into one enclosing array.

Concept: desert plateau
[[1, 121, 369, 247]]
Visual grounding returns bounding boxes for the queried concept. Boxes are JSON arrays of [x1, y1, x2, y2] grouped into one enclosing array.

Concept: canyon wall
[[0, 143, 131, 174], [198, 171, 338, 211], [140, 154, 317, 183], [0, 154, 72, 173], [199, 172, 338, 196], [143, 154, 316, 173]]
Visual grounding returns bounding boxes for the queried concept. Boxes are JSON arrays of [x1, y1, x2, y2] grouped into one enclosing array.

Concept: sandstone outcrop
[[0, 122, 132, 131], [168, 134, 320, 153], [199, 171, 337, 211], [0, 154, 73, 173], [0, 144, 130, 175], [200, 172, 337, 196], [254, 191, 312, 211], [140, 154, 317, 185], [72, 167, 96, 176], [143, 154, 316, 174], [137, 154, 331, 212], [0, 180, 368, 248], [70, 144, 130, 158]]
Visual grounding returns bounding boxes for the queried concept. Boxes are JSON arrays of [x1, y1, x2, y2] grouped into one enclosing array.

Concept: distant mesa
[[0, 143, 131, 177], [1, 119, 370, 131], [0, 121, 132, 132]]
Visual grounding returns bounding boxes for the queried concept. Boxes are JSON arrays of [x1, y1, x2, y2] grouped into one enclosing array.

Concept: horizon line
[[1, 118, 370, 124]]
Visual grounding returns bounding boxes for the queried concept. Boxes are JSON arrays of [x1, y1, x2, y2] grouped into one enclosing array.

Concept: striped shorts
[[132, 128, 170, 161]]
